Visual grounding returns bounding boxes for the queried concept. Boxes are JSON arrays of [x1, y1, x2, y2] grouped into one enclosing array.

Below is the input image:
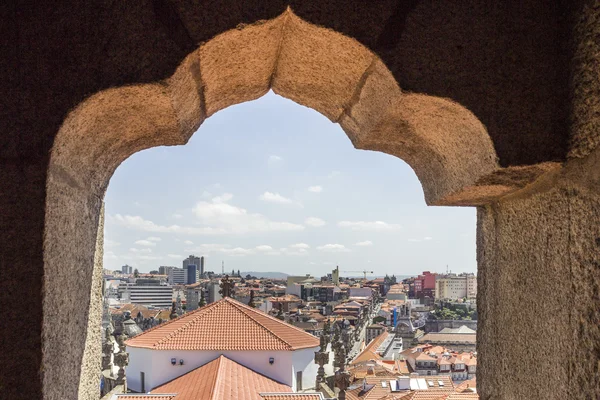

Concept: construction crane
[[343, 270, 374, 280]]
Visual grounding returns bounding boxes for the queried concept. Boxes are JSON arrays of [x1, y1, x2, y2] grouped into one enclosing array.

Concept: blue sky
[[103, 92, 476, 276]]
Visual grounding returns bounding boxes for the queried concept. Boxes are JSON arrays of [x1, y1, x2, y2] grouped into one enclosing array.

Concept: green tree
[[133, 268, 139, 278], [198, 290, 206, 307]]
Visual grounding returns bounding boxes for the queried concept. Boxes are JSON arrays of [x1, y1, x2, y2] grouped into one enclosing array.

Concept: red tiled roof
[[351, 332, 388, 365], [260, 395, 323, 400], [114, 396, 176, 400], [151, 355, 291, 400], [126, 297, 319, 351]]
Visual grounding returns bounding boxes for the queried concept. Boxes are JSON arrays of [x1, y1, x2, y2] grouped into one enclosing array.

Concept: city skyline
[[103, 91, 476, 276]]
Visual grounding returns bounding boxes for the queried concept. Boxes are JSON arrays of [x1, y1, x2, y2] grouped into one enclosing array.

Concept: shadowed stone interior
[[2, 2, 599, 399]]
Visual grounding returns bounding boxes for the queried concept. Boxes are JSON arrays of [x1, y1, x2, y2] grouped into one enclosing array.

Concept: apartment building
[[435, 273, 477, 300], [117, 279, 173, 308]]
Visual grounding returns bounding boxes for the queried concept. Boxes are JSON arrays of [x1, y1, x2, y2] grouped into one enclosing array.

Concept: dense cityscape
[[101, 257, 478, 400]]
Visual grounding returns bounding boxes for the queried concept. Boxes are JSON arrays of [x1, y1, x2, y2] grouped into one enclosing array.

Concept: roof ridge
[[210, 355, 226, 400], [225, 298, 292, 350], [126, 300, 221, 347], [154, 301, 226, 348], [151, 355, 224, 392], [227, 297, 319, 339]]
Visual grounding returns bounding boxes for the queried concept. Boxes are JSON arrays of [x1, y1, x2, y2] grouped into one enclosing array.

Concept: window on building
[[296, 371, 303, 391]]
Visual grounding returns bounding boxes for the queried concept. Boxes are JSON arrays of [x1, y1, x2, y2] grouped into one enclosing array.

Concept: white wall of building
[[285, 283, 302, 297], [291, 347, 320, 390], [348, 287, 372, 298], [126, 347, 323, 393]]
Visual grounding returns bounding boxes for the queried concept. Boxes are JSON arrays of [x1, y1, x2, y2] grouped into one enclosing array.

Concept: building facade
[[182, 255, 204, 277], [435, 273, 477, 301], [125, 298, 321, 393], [118, 280, 173, 308], [158, 266, 174, 276], [167, 268, 186, 285]]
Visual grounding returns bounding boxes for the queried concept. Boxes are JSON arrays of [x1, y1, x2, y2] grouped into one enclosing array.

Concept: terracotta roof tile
[[260, 395, 324, 400], [151, 355, 292, 400], [126, 297, 319, 351], [351, 332, 388, 364], [114, 396, 176, 400]]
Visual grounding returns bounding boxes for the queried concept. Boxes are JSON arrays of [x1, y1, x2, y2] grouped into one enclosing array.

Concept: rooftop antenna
[[222, 260, 224, 275], [446, 265, 449, 274]]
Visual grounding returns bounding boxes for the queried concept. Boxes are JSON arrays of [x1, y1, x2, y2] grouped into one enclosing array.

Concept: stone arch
[[44, 9, 506, 399]]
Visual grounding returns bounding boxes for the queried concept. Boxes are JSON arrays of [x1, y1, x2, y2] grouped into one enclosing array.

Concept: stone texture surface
[[272, 12, 374, 121], [77, 204, 105, 399], [1, 2, 599, 400], [477, 150, 600, 400], [568, 0, 600, 158], [199, 15, 284, 116]]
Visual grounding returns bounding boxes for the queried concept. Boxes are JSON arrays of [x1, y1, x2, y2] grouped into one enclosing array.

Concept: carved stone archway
[[44, 9, 557, 399]]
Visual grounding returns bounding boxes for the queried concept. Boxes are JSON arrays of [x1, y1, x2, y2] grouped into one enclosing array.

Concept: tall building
[[117, 279, 173, 308], [186, 264, 197, 285], [183, 255, 204, 277], [121, 264, 133, 275], [167, 267, 186, 285], [158, 265, 174, 276], [331, 265, 340, 285]]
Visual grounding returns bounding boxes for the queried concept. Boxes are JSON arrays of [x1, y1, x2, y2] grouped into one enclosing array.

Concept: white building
[[118, 280, 173, 308], [348, 287, 373, 299], [125, 297, 322, 393], [167, 268, 186, 285], [435, 273, 477, 300]]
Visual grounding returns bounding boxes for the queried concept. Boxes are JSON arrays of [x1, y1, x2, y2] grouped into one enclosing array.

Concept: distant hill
[[241, 271, 290, 279]]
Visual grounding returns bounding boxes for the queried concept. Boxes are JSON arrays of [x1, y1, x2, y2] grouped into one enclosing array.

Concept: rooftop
[[126, 297, 319, 351], [151, 355, 291, 400]]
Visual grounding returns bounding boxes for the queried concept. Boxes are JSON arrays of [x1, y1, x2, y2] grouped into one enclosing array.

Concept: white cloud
[[129, 247, 152, 253], [280, 246, 308, 256], [110, 193, 304, 235], [268, 155, 283, 165], [104, 251, 118, 259], [110, 214, 227, 235], [256, 245, 274, 252], [222, 247, 254, 256], [259, 191, 297, 206], [172, 213, 183, 219], [184, 240, 194, 245], [338, 220, 401, 231], [305, 217, 326, 227], [168, 254, 183, 258], [192, 194, 304, 234], [308, 185, 323, 193], [212, 193, 233, 203], [409, 236, 433, 243], [147, 236, 161, 242], [105, 239, 120, 247], [135, 239, 156, 247], [355, 240, 373, 247], [317, 244, 350, 252], [327, 171, 341, 179], [290, 243, 310, 249]]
